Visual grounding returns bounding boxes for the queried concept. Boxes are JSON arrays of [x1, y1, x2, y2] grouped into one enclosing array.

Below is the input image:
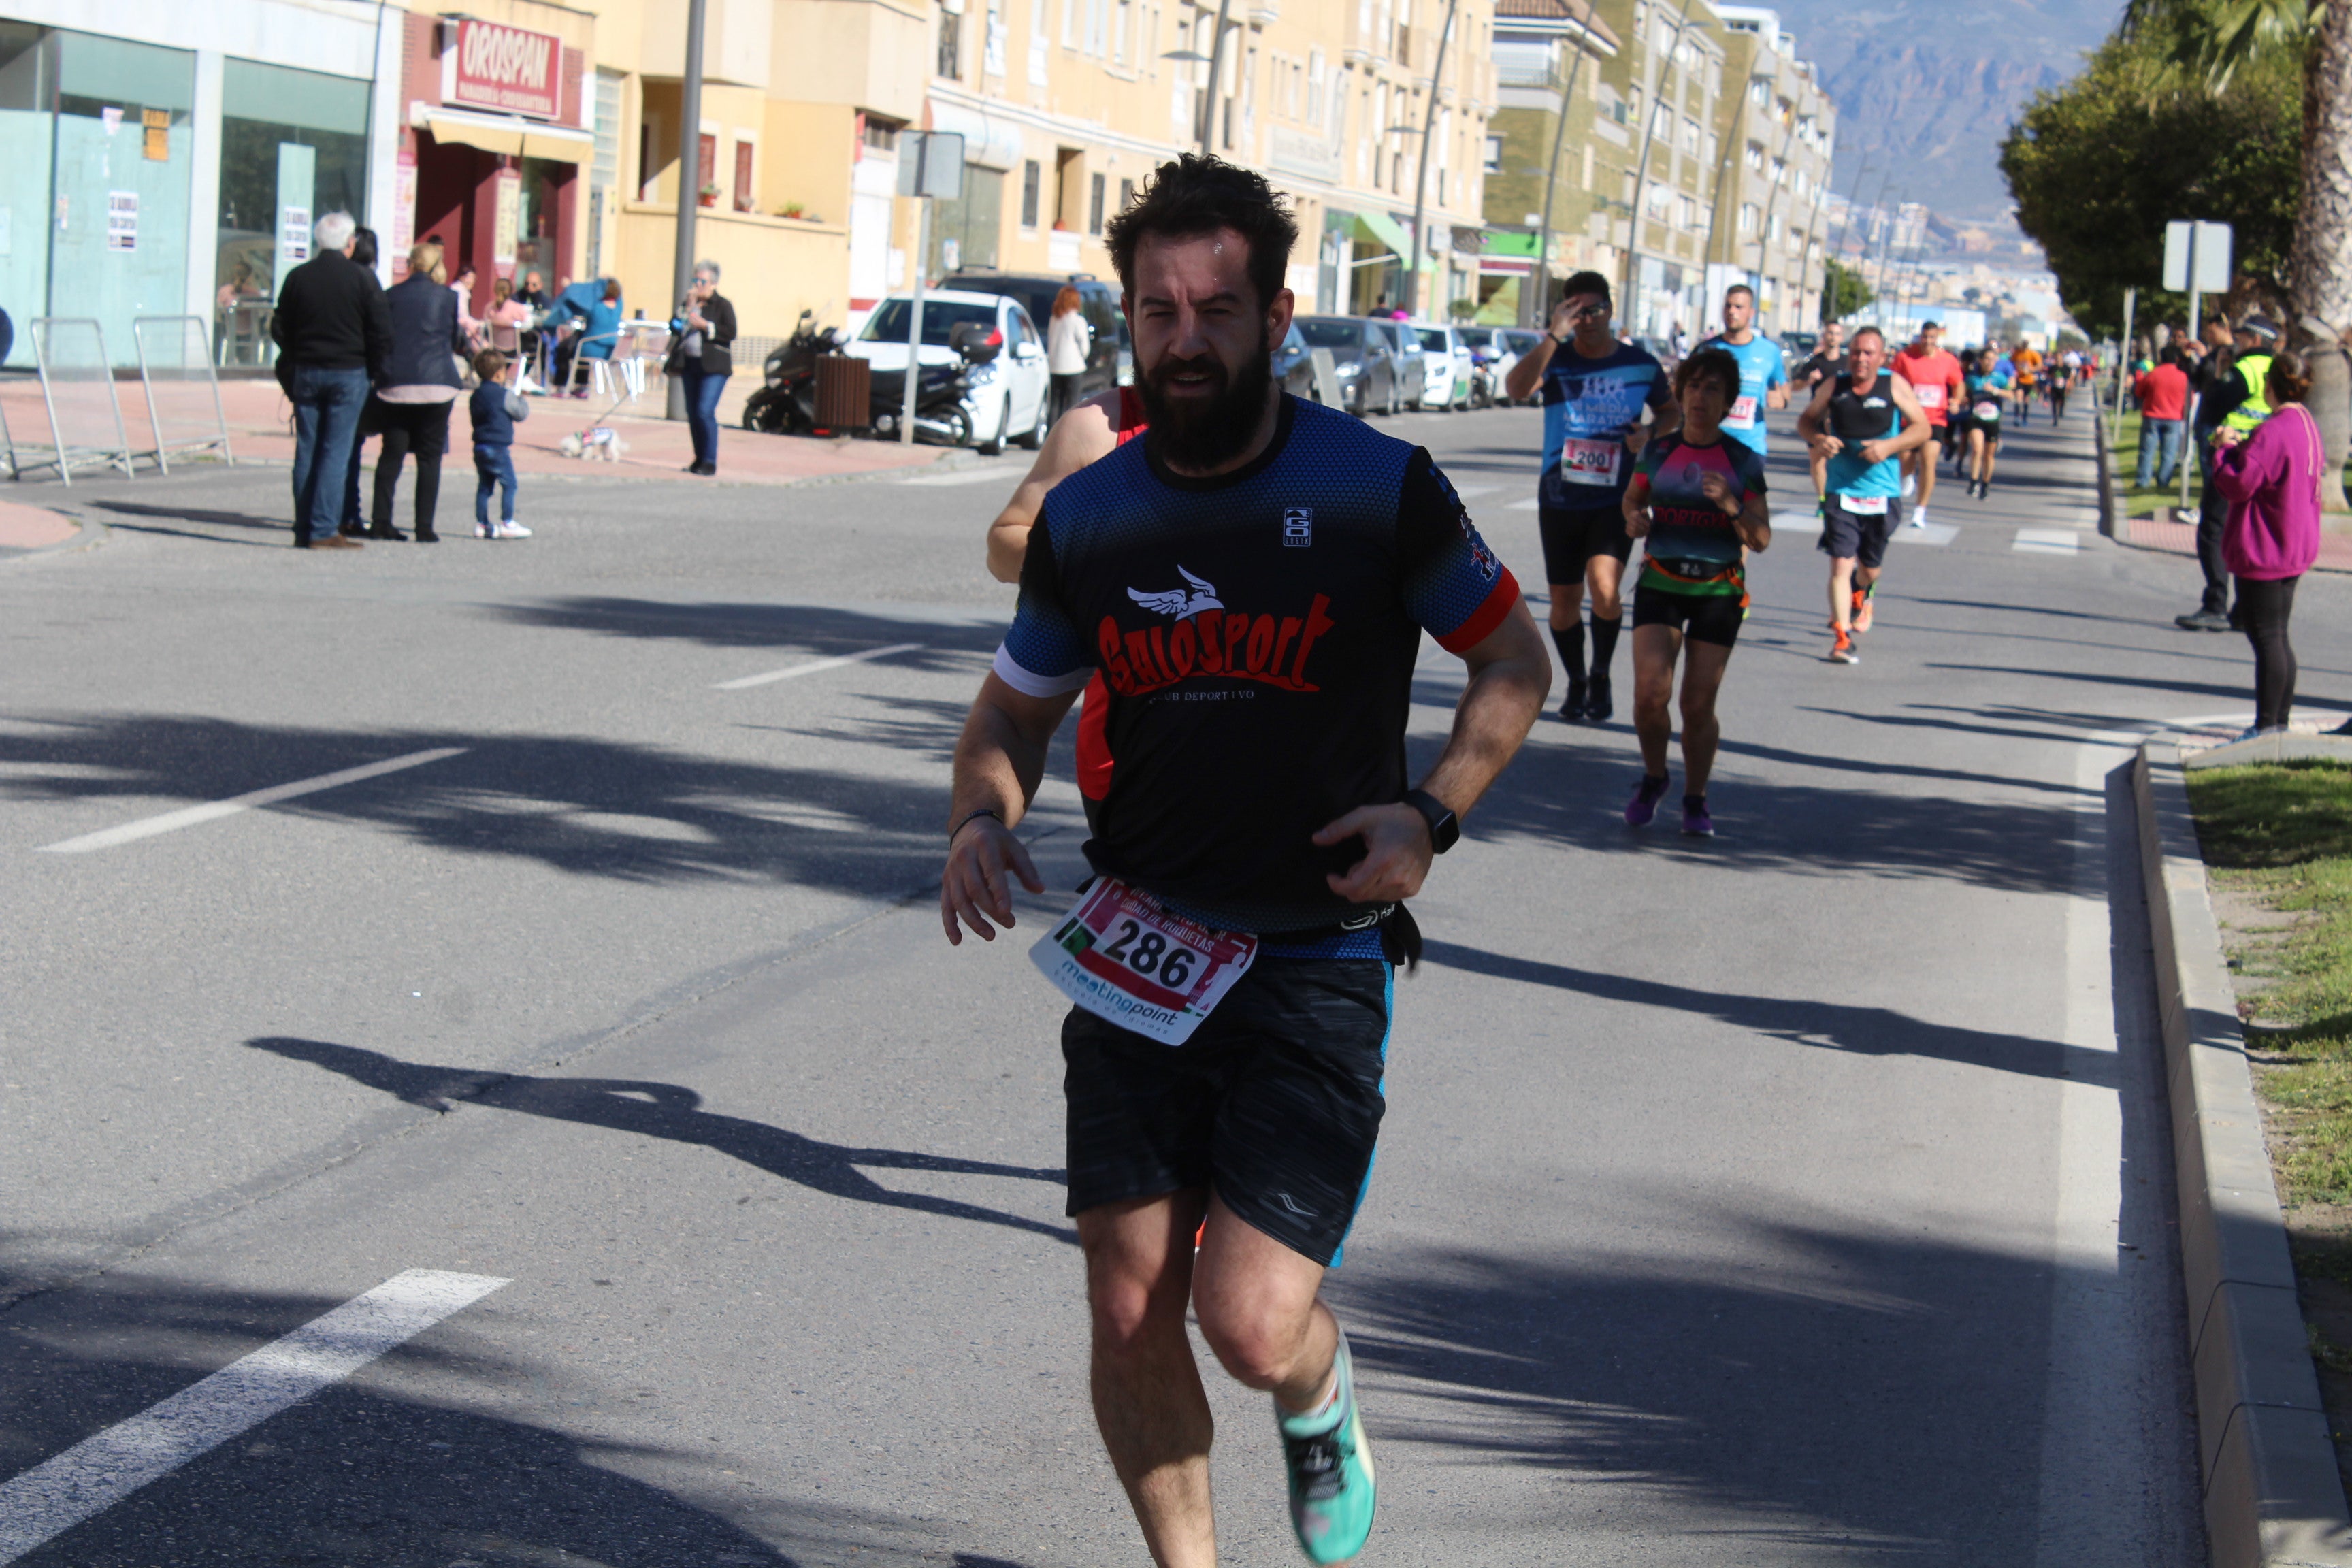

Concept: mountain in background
[[1754, 0, 2114, 220]]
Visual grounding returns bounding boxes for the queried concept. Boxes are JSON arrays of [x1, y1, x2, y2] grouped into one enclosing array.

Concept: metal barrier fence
[[20, 318, 133, 485], [133, 316, 235, 474]]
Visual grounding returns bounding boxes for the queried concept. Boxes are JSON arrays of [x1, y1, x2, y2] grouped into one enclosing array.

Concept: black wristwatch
[[1402, 789, 1460, 854]]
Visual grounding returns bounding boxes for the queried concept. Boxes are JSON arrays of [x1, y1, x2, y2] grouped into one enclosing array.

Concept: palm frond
[[2122, 0, 2315, 88]]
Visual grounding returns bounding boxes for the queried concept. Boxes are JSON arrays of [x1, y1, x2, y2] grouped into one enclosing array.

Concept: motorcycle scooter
[[739, 309, 847, 434], [866, 321, 1000, 446]]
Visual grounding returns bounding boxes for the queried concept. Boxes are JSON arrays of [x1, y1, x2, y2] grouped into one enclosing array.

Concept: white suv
[[1411, 323, 1473, 410], [847, 289, 1053, 453]]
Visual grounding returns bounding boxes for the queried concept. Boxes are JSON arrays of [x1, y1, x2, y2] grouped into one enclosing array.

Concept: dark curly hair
[[1105, 154, 1298, 312], [2267, 349, 2314, 404], [1674, 345, 1743, 404]]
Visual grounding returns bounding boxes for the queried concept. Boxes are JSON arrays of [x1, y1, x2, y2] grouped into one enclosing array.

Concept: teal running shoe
[[1277, 1334, 1376, 1565]]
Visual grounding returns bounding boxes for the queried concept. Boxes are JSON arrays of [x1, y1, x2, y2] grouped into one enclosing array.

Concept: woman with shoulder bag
[[670, 261, 736, 475], [2212, 350, 2324, 737], [363, 239, 471, 542]]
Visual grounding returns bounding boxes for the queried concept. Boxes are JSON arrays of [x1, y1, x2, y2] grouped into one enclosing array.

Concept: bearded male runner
[[1797, 327, 1932, 664], [1889, 321, 1963, 530], [939, 155, 1550, 1567]]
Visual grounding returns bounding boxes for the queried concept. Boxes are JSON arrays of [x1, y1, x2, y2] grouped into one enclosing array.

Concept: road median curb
[[2136, 740, 2352, 1568]]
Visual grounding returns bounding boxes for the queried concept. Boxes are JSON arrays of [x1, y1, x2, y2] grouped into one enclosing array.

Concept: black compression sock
[[1588, 614, 1622, 679], [1550, 623, 1586, 683], [1684, 794, 1707, 812]]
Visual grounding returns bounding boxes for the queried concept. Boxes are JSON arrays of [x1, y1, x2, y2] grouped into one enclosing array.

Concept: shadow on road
[[483, 596, 1002, 661], [0, 1271, 1042, 1567], [246, 1036, 1075, 1245], [1418, 939, 2096, 1083]]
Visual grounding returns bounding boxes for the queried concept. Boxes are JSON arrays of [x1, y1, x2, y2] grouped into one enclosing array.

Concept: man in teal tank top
[[1795, 326, 1930, 664]]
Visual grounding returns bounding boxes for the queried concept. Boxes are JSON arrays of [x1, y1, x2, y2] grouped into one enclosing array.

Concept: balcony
[[1495, 57, 1565, 90]]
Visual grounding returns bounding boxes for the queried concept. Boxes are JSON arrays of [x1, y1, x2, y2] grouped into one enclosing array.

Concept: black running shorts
[[1062, 958, 1392, 1267], [1631, 583, 1744, 649], [1818, 496, 1898, 567], [1538, 502, 1633, 583]]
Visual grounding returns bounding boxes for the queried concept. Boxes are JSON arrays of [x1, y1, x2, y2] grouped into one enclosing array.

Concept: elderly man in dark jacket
[[272, 211, 391, 549]]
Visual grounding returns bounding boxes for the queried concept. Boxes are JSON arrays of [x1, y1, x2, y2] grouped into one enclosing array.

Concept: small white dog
[[559, 427, 625, 462]]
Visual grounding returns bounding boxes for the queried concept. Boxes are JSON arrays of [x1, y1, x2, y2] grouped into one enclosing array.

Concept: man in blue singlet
[[1503, 270, 1676, 725], [1694, 284, 1788, 455], [940, 154, 1549, 1568], [1796, 325, 1931, 665]]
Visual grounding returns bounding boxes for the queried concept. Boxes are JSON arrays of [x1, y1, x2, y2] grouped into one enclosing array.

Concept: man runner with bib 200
[[1693, 284, 1788, 459], [940, 155, 1549, 1568], [1889, 321, 1963, 532], [1503, 269, 1675, 725], [1798, 327, 1931, 664]]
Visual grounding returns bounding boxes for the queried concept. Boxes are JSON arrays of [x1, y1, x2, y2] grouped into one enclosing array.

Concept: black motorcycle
[[866, 321, 1000, 447], [740, 309, 846, 435]]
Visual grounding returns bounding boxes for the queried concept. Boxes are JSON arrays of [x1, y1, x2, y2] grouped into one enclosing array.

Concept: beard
[[1138, 326, 1275, 472]]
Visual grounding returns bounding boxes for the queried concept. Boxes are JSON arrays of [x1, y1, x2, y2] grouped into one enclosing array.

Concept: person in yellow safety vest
[[2176, 314, 2280, 632]]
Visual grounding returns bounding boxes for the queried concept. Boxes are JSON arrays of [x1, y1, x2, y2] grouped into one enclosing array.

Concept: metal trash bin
[[814, 354, 870, 435]]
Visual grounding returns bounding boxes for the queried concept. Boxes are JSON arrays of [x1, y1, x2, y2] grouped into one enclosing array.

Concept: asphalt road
[[5, 397, 2338, 1565]]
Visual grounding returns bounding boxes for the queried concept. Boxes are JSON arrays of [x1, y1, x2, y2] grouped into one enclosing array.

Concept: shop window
[[1088, 172, 1105, 235], [216, 57, 368, 325], [1020, 159, 1041, 228], [734, 140, 755, 212], [930, 166, 1004, 273]]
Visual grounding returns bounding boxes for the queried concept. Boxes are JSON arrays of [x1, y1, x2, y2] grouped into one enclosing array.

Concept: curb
[[2136, 740, 2352, 1568], [0, 513, 105, 566], [2094, 406, 2117, 539]]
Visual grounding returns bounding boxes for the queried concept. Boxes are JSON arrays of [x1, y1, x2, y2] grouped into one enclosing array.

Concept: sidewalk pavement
[[2121, 506, 2352, 572], [1, 371, 952, 488]]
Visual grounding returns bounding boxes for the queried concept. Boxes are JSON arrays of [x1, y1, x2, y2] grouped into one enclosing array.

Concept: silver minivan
[[1294, 316, 1403, 416]]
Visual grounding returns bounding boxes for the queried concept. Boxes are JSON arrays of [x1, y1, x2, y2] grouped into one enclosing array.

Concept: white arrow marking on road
[[2013, 528, 2082, 555], [35, 748, 470, 855], [0, 1270, 506, 1565], [715, 642, 925, 691]]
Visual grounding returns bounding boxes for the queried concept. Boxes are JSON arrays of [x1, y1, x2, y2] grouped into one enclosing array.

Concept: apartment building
[[1475, 0, 1618, 325], [922, 0, 1501, 322], [1702, 3, 1831, 336], [1581, 0, 1727, 340]]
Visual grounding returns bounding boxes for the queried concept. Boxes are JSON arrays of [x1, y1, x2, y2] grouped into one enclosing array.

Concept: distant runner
[[942, 154, 1549, 1568], [2010, 342, 2044, 426], [1621, 346, 1773, 837], [1889, 321, 1963, 530], [1961, 347, 2010, 498], [1694, 284, 1788, 457], [1798, 327, 1932, 664], [1503, 269, 1676, 724], [1795, 323, 1847, 502]]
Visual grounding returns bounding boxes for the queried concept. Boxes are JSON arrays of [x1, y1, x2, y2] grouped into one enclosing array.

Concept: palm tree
[[2124, 0, 2352, 508]]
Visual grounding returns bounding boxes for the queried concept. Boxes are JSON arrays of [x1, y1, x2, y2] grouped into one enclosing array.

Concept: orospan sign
[[451, 20, 560, 120]]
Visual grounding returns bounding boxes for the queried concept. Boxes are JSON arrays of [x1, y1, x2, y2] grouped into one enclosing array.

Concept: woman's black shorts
[[1062, 957, 1392, 1267], [1632, 582, 1745, 649], [1539, 502, 1633, 584]]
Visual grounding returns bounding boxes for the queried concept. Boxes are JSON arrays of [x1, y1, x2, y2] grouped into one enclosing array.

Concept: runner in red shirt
[[1890, 321, 1965, 530]]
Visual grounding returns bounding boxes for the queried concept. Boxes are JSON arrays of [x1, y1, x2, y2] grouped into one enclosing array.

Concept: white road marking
[[0, 1270, 506, 1564], [2013, 528, 2081, 555], [899, 466, 1022, 487], [1506, 497, 1542, 510], [1450, 484, 1500, 500], [1904, 522, 1960, 546], [714, 642, 924, 691], [35, 749, 469, 855]]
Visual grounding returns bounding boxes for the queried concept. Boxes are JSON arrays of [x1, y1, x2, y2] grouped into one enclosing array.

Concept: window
[[937, 4, 962, 76], [1738, 202, 1757, 233], [1088, 171, 1105, 233], [1482, 135, 1501, 173], [698, 132, 717, 203], [1745, 140, 1764, 172], [1120, 176, 1135, 211], [1021, 159, 1041, 227], [732, 140, 754, 212], [863, 118, 900, 152]]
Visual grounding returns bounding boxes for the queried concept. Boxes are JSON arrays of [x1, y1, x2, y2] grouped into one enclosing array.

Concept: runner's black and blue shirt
[[1539, 340, 1672, 510], [996, 395, 1520, 936]]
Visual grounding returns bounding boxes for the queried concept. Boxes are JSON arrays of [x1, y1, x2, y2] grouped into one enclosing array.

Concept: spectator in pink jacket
[[2212, 350, 2323, 737]]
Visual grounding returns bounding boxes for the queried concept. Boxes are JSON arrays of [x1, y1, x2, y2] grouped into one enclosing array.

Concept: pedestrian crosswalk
[[2012, 528, 2082, 556]]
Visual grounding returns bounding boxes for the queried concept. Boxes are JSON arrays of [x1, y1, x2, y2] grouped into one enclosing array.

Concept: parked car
[[1411, 323, 1477, 410], [845, 289, 1051, 453], [1495, 328, 1546, 403], [1782, 331, 1819, 361], [1271, 321, 1323, 401], [1452, 325, 1505, 408], [1293, 315, 1402, 415], [941, 270, 1122, 400], [1372, 318, 1427, 410]]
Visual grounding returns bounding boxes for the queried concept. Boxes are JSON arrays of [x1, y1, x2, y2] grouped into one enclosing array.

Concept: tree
[[1822, 258, 1874, 324], [2120, 0, 2352, 506], [2000, 23, 2300, 340]]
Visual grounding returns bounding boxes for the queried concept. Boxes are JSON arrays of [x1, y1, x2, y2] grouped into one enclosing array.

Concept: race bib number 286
[[1031, 878, 1258, 1045]]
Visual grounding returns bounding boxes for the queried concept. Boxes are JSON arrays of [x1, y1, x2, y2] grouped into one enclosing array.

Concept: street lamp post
[[1531, 43, 1589, 327], [1620, 0, 1699, 337], [1402, 0, 1460, 318], [664, 0, 709, 422]]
